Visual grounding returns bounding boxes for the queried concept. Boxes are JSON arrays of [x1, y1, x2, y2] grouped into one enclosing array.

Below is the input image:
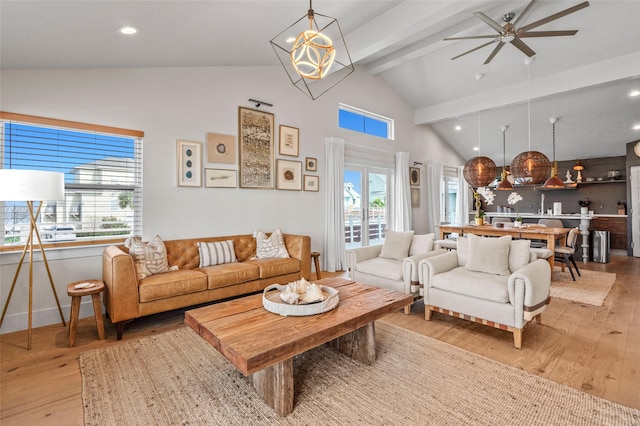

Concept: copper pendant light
[[496, 125, 513, 190], [543, 117, 565, 188], [463, 112, 497, 187], [510, 58, 550, 185], [463, 156, 497, 187]]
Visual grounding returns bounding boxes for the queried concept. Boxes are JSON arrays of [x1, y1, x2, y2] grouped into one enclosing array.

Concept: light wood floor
[[2, 256, 639, 425]]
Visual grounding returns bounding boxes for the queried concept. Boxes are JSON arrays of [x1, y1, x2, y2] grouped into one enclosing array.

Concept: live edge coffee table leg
[[250, 358, 294, 416]]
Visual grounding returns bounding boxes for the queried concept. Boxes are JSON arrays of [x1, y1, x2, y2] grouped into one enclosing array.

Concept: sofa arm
[[508, 259, 551, 318], [403, 249, 448, 284], [346, 245, 383, 279], [283, 234, 311, 280], [418, 251, 458, 289], [102, 245, 141, 324]]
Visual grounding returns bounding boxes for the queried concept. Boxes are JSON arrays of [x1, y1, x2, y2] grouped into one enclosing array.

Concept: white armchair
[[347, 232, 446, 314], [419, 234, 551, 348]]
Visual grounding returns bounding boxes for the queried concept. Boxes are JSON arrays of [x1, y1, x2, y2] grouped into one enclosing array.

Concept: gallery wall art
[[238, 107, 274, 189], [206, 132, 236, 164], [177, 140, 202, 187], [204, 168, 237, 188]]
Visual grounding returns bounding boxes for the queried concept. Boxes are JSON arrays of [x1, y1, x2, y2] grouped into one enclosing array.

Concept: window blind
[[1, 113, 143, 247]]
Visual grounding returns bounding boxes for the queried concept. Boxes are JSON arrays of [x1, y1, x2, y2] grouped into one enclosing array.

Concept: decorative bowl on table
[[262, 278, 339, 316]]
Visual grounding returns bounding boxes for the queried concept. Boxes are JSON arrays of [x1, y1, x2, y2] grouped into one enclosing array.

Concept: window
[[1, 112, 143, 247], [441, 166, 459, 224], [338, 104, 394, 140]]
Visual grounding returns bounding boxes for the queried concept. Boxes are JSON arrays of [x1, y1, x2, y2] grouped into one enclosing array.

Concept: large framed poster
[[238, 107, 275, 189]]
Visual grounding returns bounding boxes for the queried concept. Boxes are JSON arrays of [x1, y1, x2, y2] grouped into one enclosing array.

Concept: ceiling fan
[[445, 0, 589, 64]]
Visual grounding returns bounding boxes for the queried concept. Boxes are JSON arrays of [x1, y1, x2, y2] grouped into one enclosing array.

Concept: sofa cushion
[[465, 234, 511, 276], [245, 258, 301, 279], [196, 262, 260, 290], [138, 269, 207, 302], [253, 229, 290, 259], [509, 239, 531, 273], [409, 233, 435, 256], [431, 267, 510, 304], [379, 230, 415, 260], [125, 235, 174, 280], [198, 240, 237, 267], [354, 257, 403, 281]]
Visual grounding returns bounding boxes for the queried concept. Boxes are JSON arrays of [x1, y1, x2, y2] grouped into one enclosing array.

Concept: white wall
[[0, 65, 462, 332]]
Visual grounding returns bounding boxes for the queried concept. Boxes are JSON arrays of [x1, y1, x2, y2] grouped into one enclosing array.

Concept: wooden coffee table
[[185, 277, 412, 416]]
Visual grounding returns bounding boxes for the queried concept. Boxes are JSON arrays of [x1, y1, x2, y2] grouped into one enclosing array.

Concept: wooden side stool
[[67, 279, 105, 347], [310, 251, 321, 280]]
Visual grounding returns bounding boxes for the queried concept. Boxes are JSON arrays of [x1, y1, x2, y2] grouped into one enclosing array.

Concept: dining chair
[[553, 227, 582, 281], [532, 218, 565, 248]]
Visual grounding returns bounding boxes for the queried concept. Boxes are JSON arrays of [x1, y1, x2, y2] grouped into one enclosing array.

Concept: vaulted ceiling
[[2, 0, 639, 163]]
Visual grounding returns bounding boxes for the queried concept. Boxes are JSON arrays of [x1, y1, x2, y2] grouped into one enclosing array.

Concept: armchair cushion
[[379, 230, 414, 260], [354, 257, 404, 281], [409, 233, 435, 256], [431, 268, 510, 304], [465, 234, 511, 276]]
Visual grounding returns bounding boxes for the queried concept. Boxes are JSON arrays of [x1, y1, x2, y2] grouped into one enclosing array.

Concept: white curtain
[[455, 165, 470, 225], [425, 160, 443, 233], [389, 152, 412, 231], [324, 137, 347, 272]]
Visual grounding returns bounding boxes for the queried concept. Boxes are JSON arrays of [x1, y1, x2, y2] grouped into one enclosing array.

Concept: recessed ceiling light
[[633, 124, 640, 130], [118, 26, 139, 36], [473, 147, 479, 151], [629, 90, 640, 97], [455, 125, 462, 131]]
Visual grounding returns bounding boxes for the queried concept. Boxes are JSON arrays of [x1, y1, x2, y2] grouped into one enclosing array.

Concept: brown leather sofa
[[102, 233, 311, 339]]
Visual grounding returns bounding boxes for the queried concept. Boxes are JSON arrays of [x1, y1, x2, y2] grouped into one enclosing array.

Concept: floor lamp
[[0, 170, 66, 349]]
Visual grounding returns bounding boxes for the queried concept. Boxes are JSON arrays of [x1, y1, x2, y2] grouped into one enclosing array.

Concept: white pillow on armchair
[[379, 230, 415, 260]]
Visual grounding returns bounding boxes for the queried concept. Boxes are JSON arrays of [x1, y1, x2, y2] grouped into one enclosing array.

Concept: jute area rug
[[550, 266, 616, 306], [79, 322, 639, 425]]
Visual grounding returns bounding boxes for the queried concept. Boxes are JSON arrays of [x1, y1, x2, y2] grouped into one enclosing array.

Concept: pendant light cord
[[527, 63, 531, 152]]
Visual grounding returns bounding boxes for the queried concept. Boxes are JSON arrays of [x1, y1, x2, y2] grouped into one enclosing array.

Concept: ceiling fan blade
[[483, 41, 505, 64], [510, 38, 536, 57], [451, 40, 497, 60], [511, 0, 538, 28], [444, 35, 498, 41], [519, 1, 589, 32], [473, 11, 506, 34], [518, 30, 578, 38]]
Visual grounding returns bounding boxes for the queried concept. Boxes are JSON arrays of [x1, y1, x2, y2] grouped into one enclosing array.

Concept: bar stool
[[66, 279, 106, 347], [310, 251, 321, 280]]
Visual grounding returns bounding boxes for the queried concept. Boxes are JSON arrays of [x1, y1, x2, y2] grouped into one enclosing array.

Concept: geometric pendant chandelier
[[270, 0, 354, 100]]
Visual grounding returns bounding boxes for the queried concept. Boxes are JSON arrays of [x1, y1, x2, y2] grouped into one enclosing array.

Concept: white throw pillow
[[465, 234, 512, 276], [198, 240, 237, 267], [379, 230, 415, 260], [253, 229, 290, 259], [508, 239, 531, 273], [125, 234, 172, 280], [408, 233, 435, 256]]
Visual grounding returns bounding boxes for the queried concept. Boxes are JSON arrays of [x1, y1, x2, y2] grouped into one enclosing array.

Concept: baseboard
[[0, 299, 103, 334]]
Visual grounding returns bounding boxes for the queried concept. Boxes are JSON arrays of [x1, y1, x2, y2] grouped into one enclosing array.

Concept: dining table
[[438, 224, 571, 270]]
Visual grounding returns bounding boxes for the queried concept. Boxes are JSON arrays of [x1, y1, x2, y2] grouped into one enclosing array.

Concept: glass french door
[[344, 165, 389, 249]]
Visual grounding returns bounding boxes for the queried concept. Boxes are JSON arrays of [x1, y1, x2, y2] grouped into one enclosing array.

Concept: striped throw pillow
[[197, 240, 237, 267]]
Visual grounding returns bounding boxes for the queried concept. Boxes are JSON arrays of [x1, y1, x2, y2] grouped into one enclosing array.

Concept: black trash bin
[[592, 230, 610, 263]]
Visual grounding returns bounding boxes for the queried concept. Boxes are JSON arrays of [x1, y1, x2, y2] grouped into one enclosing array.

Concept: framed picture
[[238, 107, 274, 189], [304, 175, 319, 192], [279, 125, 299, 157], [177, 140, 202, 187], [206, 132, 236, 164], [410, 167, 420, 186], [204, 168, 237, 188], [411, 188, 420, 207], [276, 159, 302, 191], [305, 157, 317, 171]]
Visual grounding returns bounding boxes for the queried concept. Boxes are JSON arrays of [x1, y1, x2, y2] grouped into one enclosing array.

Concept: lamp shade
[[463, 156, 496, 188], [510, 151, 551, 185], [0, 170, 65, 201]]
